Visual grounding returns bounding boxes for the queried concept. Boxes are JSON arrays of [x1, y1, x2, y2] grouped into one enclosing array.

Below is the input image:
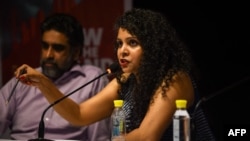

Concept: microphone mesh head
[[108, 62, 120, 74]]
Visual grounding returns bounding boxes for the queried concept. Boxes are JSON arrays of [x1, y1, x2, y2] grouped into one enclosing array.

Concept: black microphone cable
[[28, 62, 119, 141]]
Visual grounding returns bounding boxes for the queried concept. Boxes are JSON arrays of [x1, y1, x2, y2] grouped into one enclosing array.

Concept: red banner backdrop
[[0, 0, 132, 86]]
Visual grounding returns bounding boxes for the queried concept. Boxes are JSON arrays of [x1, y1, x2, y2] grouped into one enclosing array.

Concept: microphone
[[28, 62, 119, 141]]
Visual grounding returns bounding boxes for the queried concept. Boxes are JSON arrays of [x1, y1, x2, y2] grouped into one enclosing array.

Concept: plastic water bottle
[[173, 99, 190, 141], [111, 100, 126, 141]]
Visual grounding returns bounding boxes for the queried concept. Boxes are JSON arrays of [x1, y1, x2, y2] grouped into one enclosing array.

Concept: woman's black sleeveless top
[[119, 74, 216, 141]]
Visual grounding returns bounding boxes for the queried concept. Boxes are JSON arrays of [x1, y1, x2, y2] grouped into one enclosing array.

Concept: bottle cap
[[175, 99, 187, 108], [114, 100, 124, 107]]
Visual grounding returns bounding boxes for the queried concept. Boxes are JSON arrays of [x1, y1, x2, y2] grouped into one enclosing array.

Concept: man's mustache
[[42, 59, 57, 67]]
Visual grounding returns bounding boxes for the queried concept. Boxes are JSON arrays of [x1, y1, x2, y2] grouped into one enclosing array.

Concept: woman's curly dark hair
[[113, 8, 196, 125]]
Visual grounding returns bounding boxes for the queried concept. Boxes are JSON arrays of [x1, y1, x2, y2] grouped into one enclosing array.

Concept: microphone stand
[[28, 63, 119, 141], [193, 75, 250, 115], [191, 75, 250, 140]]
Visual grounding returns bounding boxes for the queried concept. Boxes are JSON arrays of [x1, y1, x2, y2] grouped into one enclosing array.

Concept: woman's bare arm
[[15, 64, 120, 126], [125, 72, 194, 141]]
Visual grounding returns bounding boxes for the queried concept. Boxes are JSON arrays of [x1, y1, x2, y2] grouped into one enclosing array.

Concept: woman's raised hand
[[15, 64, 44, 86]]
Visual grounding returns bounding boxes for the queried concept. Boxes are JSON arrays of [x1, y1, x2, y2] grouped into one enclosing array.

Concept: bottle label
[[113, 118, 119, 136], [112, 116, 126, 139], [112, 118, 125, 141], [112, 118, 125, 135], [119, 120, 124, 132]]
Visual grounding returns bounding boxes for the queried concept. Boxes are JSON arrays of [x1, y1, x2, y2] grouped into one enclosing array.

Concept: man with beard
[[0, 13, 111, 141]]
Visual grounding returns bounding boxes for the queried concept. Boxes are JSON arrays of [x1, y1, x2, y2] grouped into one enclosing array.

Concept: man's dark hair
[[40, 13, 84, 54]]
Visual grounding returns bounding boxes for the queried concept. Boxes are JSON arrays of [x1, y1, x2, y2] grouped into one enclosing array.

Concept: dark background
[[133, 1, 250, 140]]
